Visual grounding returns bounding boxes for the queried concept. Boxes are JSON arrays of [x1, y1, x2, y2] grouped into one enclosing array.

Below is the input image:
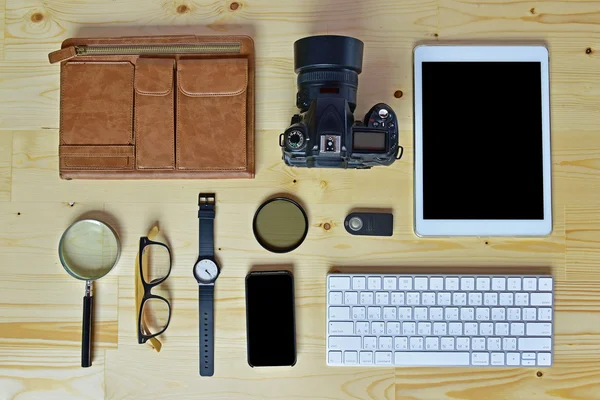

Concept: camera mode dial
[[286, 129, 306, 150]]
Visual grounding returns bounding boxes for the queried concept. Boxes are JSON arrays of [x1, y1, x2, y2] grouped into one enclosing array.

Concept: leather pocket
[[60, 145, 134, 170], [134, 58, 175, 169], [60, 62, 134, 145], [176, 58, 248, 170]]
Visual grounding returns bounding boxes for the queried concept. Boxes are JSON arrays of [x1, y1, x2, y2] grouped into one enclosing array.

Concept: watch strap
[[199, 285, 215, 376], [198, 194, 215, 258]]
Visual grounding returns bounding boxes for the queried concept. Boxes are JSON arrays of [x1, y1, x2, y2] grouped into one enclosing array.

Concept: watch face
[[194, 259, 219, 283]]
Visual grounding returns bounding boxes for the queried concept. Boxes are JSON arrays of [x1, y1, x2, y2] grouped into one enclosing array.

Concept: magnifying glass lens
[[59, 220, 119, 280]]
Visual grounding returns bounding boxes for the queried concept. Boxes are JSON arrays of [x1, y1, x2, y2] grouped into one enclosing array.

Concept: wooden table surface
[[1, 0, 600, 399]]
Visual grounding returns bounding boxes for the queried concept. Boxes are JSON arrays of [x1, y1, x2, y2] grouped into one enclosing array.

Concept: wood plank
[[0, 132, 12, 201], [566, 207, 600, 280]]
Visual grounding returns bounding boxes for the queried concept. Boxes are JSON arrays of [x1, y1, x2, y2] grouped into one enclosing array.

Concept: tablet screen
[[422, 62, 544, 220]]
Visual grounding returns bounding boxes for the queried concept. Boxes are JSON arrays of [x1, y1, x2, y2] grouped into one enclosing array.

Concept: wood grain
[[1, 0, 600, 399]]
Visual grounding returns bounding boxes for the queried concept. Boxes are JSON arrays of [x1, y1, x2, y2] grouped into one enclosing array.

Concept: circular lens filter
[[253, 197, 308, 253]]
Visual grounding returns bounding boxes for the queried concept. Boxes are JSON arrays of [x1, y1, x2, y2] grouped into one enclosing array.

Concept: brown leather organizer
[[49, 35, 255, 179]]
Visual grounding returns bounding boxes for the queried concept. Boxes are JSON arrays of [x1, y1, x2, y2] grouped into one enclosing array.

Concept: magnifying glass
[[58, 219, 120, 368]]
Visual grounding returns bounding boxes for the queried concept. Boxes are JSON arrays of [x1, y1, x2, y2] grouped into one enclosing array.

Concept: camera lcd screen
[[421, 61, 544, 220], [246, 271, 295, 367], [353, 131, 386, 151]]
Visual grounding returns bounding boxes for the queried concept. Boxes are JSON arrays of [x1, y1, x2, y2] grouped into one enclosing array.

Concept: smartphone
[[245, 271, 296, 367]]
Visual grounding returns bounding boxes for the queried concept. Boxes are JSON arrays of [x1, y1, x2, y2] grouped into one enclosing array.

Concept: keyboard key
[[344, 351, 358, 364], [360, 351, 373, 364], [371, 322, 385, 335], [360, 292, 373, 305], [367, 307, 381, 319], [414, 277, 428, 290], [363, 337, 377, 350], [445, 277, 459, 291], [356, 322, 369, 334], [476, 278, 491, 291], [395, 352, 470, 366], [519, 338, 552, 351], [456, 337, 470, 350], [409, 337, 424, 350], [492, 278, 506, 291], [414, 307, 428, 320], [508, 278, 522, 291], [487, 337, 501, 351], [464, 323, 478, 335], [329, 307, 350, 320], [515, 293, 529, 306], [433, 322, 447, 335], [521, 359, 536, 366], [523, 308, 537, 321], [460, 308, 474, 320], [386, 322, 400, 335], [468, 293, 482, 306], [503, 338, 517, 351], [526, 323, 552, 336], [538, 278, 553, 291], [476, 308, 490, 321], [375, 351, 393, 365], [422, 293, 435, 305], [330, 277, 350, 290], [402, 322, 416, 335], [378, 337, 392, 350], [441, 337, 455, 350], [329, 292, 343, 305], [480, 323, 494, 336], [438, 292, 451, 305], [484, 293, 498, 306], [383, 307, 397, 320], [522, 352, 536, 359], [345, 292, 358, 305], [472, 352, 490, 366], [425, 337, 439, 350], [472, 337, 485, 350], [394, 337, 408, 350], [453, 292, 467, 305], [430, 277, 444, 290], [328, 351, 342, 365], [407, 292, 420, 305], [418, 322, 432, 335], [495, 323, 509, 336], [449, 322, 462, 335], [376, 292, 389, 305], [398, 308, 412, 320], [445, 308, 459, 320], [398, 277, 412, 290], [329, 336, 361, 350], [383, 277, 397, 290], [461, 277, 475, 291], [539, 308, 553, 321], [491, 353, 505, 366], [511, 323, 525, 336], [368, 277, 381, 290], [507, 353, 520, 366], [531, 293, 552, 306], [352, 277, 366, 290], [430, 308, 443, 321], [329, 322, 354, 335], [507, 308, 521, 321], [500, 293, 514, 306], [391, 293, 405, 305], [523, 278, 537, 291], [492, 308, 506, 321], [537, 353, 552, 366], [352, 307, 366, 320]]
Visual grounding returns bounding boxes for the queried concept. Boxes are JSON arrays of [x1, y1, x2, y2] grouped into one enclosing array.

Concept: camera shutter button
[[378, 109, 389, 119]]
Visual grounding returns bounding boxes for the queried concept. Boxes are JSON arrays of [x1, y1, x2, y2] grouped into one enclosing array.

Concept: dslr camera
[[280, 35, 402, 169]]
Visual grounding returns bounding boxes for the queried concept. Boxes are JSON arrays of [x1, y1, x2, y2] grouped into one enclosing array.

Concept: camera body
[[280, 36, 402, 169]]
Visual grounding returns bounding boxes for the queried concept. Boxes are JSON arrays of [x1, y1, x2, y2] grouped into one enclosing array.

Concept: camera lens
[[293, 35, 364, 112]]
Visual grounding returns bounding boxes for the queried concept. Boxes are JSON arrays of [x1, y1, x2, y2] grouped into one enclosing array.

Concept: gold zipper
[[75, 43, 241, 56]]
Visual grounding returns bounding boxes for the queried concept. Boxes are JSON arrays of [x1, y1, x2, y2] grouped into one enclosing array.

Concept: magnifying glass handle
[[82, 282, 93, 368]]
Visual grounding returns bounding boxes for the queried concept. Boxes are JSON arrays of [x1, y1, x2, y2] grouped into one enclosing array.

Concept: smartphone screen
[[246, 271, 296, 367]]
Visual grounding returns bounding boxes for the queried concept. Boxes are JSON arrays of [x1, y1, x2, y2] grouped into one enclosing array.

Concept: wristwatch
[[193, 193, 220, 377]]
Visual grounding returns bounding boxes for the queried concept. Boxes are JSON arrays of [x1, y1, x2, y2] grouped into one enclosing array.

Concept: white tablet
[[413, 45, 552, 237]]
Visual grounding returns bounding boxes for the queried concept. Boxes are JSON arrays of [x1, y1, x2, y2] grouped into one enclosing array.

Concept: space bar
[[394, 352, 470, 366]]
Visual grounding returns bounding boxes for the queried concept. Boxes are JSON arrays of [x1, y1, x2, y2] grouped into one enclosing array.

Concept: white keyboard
[[326, 274, 554, 367]]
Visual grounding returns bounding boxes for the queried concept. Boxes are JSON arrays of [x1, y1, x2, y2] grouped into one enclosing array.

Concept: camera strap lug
[[396, 145, 404, 160]]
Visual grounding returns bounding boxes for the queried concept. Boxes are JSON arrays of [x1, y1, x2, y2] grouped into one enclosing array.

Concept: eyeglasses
[[136, 227, 172, 349]]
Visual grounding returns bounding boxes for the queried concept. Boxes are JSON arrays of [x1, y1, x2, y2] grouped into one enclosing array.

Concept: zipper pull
[[48, 46, 77, 64]]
